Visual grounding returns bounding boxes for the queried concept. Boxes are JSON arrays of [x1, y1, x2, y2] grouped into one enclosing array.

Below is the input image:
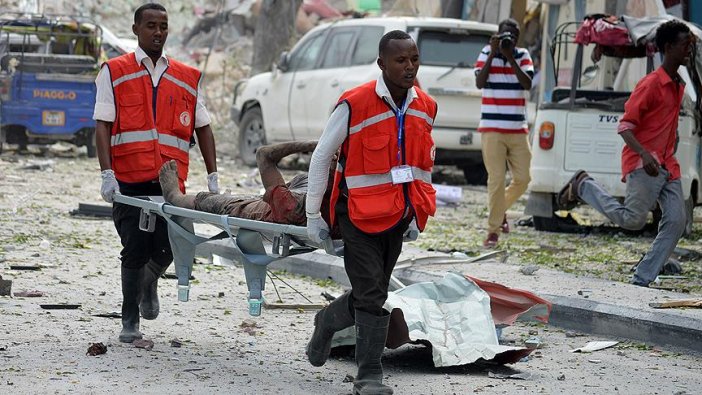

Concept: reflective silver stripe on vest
[[110, 129, 158, 146], [345, 166, 432, 189], [349, 110, 395, 134], [162, 73, 197, 97], [112, 70, 149, 88], [406, 108, 434, 126], [158, 133, 190, 153]]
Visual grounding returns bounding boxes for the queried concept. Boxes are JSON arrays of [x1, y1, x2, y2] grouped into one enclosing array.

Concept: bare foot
[[159, 160, 182, 203]]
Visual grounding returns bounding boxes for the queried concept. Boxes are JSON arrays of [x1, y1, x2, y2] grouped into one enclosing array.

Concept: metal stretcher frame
[[113, 194, 339, 316]]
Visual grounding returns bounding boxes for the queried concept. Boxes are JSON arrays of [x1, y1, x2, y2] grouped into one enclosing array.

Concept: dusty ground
[[1, 145, 701, 394]]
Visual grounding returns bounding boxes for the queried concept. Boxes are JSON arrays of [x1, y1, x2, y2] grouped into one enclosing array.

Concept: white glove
[[207, 172, 219, 193], [100, 169, 120, 203], [403, 218, 419, 242], [306, 214, 330, 244]]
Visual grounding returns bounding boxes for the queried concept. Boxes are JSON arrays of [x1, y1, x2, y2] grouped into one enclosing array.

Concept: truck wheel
[[462, 163, 488, 185], [86, 129, 97, 158], [533, 214, 582, 233], [683, 197, 694, 238], [238, 107, 265, 167]]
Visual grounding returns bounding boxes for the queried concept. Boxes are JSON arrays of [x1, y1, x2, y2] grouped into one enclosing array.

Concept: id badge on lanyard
[[390, 98, 414, 184]]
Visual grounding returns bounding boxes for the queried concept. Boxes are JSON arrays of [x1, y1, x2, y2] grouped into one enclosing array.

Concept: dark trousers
[[113, 202, 173, 270], [338, 213, 409, 316]]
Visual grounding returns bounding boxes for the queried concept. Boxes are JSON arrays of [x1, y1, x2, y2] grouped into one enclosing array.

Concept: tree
[[250, 0, 303, 75]]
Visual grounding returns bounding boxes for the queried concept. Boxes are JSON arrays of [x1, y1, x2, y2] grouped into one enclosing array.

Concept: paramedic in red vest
[[305, 30, 437, 395], [93, 3, 218, 343]]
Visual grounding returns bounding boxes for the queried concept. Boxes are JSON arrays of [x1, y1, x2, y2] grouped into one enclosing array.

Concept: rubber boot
[[306, 291, 355, 366], [353, 310, 393, 395], [119, 266, 143, 343], [140, 259, 170, 320]]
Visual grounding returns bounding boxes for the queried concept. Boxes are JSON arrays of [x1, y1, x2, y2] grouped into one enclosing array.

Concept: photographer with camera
[[474, 18, 533, 248]]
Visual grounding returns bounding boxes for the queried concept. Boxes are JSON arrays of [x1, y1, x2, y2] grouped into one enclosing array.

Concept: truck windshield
[[416, 29, 489, 67]]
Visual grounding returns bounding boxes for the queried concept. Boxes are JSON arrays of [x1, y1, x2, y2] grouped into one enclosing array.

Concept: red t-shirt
[[618, 67, 684, 181]]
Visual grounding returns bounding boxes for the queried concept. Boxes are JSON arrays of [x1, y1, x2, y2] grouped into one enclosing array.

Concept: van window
[[417, 30, 490, 67], [289, 32, 326, 71], [321, 31, 354, 68], [351, 27, 384, 65]]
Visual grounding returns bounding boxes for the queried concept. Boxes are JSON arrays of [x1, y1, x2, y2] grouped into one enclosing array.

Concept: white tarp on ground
[[332, 272, 530, 367]]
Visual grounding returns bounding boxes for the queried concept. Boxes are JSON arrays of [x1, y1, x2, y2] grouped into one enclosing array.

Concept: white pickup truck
[[526, 17, 701, 236], [231, 17, 514, 184]]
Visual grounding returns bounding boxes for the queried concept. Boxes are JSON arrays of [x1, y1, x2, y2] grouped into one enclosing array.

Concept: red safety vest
[[105, 53, 200, 192], [329, 81, 438, 234]]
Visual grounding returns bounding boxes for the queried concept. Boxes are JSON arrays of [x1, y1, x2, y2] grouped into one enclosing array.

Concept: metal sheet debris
[[570, 341, 619, 353]]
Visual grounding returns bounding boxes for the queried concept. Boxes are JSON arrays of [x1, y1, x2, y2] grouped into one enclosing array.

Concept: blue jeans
[[578, 168, 686, 285]]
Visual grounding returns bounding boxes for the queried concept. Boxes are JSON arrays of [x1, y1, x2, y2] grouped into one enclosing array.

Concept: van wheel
[[86, 128, 97, 158], [238, 107, 266, 167], [533, 214, 582, 233], [461, 163, 488, 185], [683, 197, 694, 238]]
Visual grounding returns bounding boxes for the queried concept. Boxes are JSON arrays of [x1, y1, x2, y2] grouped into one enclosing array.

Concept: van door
[[301, 26, 385, 138], [282, 31, 327, 140]]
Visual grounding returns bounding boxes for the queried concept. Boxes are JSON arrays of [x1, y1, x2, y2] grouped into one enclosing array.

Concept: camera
[[498, 32, 515, 50]]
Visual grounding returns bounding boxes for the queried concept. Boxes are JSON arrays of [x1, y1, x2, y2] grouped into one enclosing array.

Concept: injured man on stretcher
[[159, 141, 338, 235]]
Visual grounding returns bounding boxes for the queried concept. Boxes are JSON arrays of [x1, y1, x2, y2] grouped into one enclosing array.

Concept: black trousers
[[113, 202, 173, 270], [338, 212, 410, 316]]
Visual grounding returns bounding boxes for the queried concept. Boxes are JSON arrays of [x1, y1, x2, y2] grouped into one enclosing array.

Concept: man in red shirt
[[558, 20, 692, 287]]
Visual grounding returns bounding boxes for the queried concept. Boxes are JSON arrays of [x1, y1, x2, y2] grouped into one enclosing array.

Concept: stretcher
[[113, 194, 341, 316]]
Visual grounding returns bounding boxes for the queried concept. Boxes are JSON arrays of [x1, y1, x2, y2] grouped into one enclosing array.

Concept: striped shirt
[[475, 45, 534, 134]]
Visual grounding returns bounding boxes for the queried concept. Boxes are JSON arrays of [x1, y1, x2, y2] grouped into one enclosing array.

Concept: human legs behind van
[[575, 168, 686, 286]]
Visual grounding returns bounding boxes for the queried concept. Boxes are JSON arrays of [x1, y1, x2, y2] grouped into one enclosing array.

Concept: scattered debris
[[343, 374, 354, 383], [433, 184, 462, 205], [662, 259, 683, 275], [163, 273, 196, 280], [92, 312, 121, 318], [262, 301, 326, 310], [565, 331, 585, 338], [519, 265, 540, 276], [321, 291, 338, 302], [39, 304, 81, 310], [570, 341, 619, 353], [524, 337, 542, 349], [557, 374, 566, 381], [133, 339, 154, 351], [69, 203, 113, 218], [20, 160, 54, 171], [13, 290, 43, 297], [577, 289, 593, 298], [240, 319, 257, 328], [672, 246, 701, 261], [588, 359, 602, 363], [487, 371, 532, 380], [170, 338, 183, 348], [9, 265, 42, 271], [0, 275, 11, 296], [648, 299, 702, 309], [86, 342, 107, 356], [218, 291, 225, 298]]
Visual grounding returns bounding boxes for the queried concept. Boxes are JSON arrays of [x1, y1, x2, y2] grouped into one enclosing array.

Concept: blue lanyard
[[395, 98, 406, 163]]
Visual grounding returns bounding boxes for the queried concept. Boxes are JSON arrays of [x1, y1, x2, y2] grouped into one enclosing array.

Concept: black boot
[[307, 291, 355, 366], [353, 310, 393, 395], [119, 266, 143, 343], [140, 259, 170, 320]]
